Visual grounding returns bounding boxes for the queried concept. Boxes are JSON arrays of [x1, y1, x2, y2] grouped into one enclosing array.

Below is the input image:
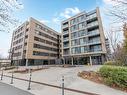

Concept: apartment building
[[10, 17, 61, 66], [61, 7, 107, 65]]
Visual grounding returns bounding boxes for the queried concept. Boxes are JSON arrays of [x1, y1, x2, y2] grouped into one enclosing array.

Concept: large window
[[79, 38, 87, 45], [70, 25, 78, 32], [71, 39, 79, 46], [71, 47, 81, 54], [78, 22, 86, 29], [71, 32, 78, 39], [78, 29, 87, 37], [89, 36, 100, 43], [78, 15, 85, 22], [90, 45, 102, 52]]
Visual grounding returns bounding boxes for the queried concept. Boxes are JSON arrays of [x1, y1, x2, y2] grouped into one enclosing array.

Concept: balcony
[[62, 24, 69, 29], [87, 21, 99, 28], [89, 40, 101, 45], [90, 49, 102, 52], [63, 52, 69, 55], [63, 30, 69, 34], [88, 29, 100, 36], [87, 13, 97, 20], [63, 37, 69, 41]]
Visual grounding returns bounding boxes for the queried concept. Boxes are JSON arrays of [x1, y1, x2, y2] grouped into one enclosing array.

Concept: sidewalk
[[0, 65, 127, 95], [0, 82, 34, 95]]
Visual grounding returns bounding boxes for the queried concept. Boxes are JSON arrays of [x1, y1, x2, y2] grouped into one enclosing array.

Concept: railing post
[[27, 69, 32, 90], [10, 71, 14, 84], [62, 76, 64, 95], [1, 69, 3, 80]]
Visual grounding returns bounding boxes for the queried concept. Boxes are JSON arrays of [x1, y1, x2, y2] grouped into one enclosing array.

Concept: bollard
[[62, 76, 64, 95], [1, 69, 3, 80], [10, 71, 14, 84], [27, 69, 32, 90]]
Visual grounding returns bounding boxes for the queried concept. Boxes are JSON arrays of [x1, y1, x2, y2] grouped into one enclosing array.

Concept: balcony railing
[[88, 30, 99, 36], [87, 21, 98, 28], [87, 13, 97, 20], [62, 24, 69, 28], [89, 40, 101, 44], [63, 37, 69, 41], [63, 30, 69, 34], [63, 44, 69, 48]]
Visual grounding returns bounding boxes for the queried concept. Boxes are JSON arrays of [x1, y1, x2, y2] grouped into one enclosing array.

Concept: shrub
[[104, 61, 116, 65], [104, 61, 127, 66], [99, 65, 127, 88]]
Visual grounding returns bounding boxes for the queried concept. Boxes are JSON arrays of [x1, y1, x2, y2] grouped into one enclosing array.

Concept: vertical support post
[[10, 71, 14, 84], [62, 76, 64, 95], [1, 69, 3, 80], [71, 57, 73, 66], [27, 69, 32, 90], [90, 56, 92, 66], [26, 59, 28, 67]]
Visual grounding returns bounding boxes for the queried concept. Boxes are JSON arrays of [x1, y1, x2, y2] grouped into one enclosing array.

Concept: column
[[90, 56, 92, 65], [71, 57, 74, 65], [26, 59, 28, 67]]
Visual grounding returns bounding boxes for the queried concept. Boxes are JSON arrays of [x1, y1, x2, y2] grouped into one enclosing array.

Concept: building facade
[[10, 17, 61, 66], [61, 7, 107, 65]]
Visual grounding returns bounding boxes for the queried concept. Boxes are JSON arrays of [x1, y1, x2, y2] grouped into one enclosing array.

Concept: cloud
[[52, 18, 60, 24], [51, 7, 81, 24], [40, 19, 50, 24], [60, 7, 80, 19]]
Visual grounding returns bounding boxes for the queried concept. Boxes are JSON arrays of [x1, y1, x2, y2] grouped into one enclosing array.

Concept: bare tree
[[0, 0, 23, 32], [106, 0, 127, 22]]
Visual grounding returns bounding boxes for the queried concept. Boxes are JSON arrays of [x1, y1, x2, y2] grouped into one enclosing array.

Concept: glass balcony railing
[[62, 24, 68, 28], [90, 49, 102, 52], [89, 40, 101, 44], [63, 30, 69, 34], [88, 30, 99, 36], [63, 44, 69, 48], [63, 52, 69, 55], [87, 13, 97, 20], [87, 21, 99, 28], [63, 37, 69, 41]]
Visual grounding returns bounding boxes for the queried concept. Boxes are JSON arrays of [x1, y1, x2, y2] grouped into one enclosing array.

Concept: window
[[71, 18, 76, 25], [79, 15, 85, 21], [71, 47, 81, 54], [71, 25, 78, 32], [71, 39, 79, 46], [25, 35, 28, 39], [26, 28, 29, 32], [33, 43, 57, 52], [90, 45, 102, 52], [78, 30, 87, 37], [79, 38, 87, 45], [71, 32, 78, 39], [33, 51, 49, 56], [78, 22, 86, 29]]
